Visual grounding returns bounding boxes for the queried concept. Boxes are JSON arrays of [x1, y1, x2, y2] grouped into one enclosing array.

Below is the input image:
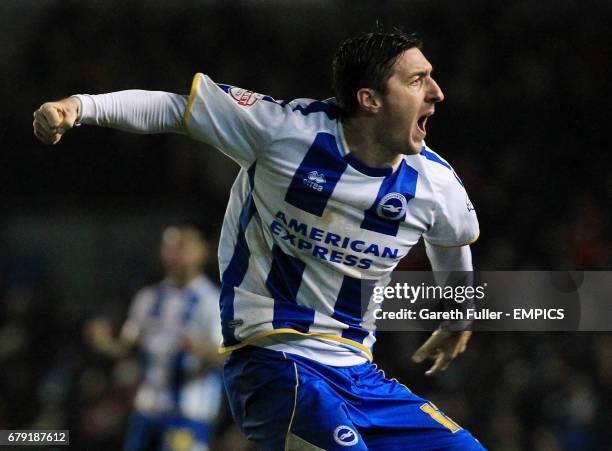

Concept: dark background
[[1, 0, 611, 449]]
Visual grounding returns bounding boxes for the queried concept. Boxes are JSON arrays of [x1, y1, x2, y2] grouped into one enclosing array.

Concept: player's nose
[[426, 77, 444, 103]]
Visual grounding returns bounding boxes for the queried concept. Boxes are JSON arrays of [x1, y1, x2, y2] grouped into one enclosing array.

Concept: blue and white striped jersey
[[124, 274, 223, 420], [184, 74, 479, 366]]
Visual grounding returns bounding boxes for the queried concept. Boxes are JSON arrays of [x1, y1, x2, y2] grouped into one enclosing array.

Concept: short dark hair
[[332, 31, 423, 116]]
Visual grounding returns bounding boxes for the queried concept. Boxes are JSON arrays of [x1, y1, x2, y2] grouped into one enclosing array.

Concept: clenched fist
[[32, 97, 80, 144]]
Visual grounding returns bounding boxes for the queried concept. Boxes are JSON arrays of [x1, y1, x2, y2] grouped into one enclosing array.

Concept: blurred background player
[[85, 225, 224, 451]]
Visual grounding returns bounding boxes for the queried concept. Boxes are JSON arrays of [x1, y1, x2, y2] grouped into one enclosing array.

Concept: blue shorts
[[224, 346, 485, 450], [124, 411, 213, 451]]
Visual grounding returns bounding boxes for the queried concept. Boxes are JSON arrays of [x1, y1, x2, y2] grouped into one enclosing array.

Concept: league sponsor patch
[[229, 87, 264, 107]]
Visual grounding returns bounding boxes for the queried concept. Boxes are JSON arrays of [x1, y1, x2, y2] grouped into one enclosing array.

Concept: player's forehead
[[391, 47, 433, 79]]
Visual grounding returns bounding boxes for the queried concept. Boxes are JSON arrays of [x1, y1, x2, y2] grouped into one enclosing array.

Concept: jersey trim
[[182, 72, 204, 134], [343, 153, 392, 177], [423, 229, 480, 248], [218, 328, 374, 361]]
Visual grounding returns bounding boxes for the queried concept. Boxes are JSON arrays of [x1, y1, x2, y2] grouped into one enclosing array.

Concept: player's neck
[[341, 116, 403, 170]]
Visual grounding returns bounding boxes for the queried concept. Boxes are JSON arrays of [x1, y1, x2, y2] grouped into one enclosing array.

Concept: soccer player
[[36, 31, 483, 450], [85, 225, 224, 451]]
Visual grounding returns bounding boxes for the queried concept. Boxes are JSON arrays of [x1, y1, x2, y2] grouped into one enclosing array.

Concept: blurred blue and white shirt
[[123, 274, 223, 420]]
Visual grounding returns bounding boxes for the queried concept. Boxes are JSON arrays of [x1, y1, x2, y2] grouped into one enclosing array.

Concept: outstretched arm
[[33, 90, 187, 145], [84, 317, 139, 360], [33, 74, 286, 168], [411, 243, 473, 376]]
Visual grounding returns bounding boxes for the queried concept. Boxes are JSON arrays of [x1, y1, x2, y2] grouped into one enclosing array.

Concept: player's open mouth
[[416, 115, 428, 135]]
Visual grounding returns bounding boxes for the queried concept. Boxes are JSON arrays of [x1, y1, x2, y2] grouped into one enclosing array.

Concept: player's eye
[[409, 77, 423, 87]]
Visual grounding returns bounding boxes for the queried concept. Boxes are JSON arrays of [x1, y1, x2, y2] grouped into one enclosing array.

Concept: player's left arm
[[84, 316, 140, 359], [413, 152, 479, 376], [411, 242, 473, 376]]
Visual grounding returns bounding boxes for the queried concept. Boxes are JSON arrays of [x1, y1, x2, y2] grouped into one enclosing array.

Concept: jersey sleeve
[[423, 172, 480, 248], [183, 73, 286, 168]]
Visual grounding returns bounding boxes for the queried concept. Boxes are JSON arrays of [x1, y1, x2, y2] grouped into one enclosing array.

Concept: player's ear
[[355, 88, 382, 114]]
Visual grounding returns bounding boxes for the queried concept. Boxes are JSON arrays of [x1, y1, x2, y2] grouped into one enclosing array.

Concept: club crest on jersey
[[333, 425, 359, 446], [229, 87, 263, 107], [376, 192, 408, 220], [303, 170, 326, 192]]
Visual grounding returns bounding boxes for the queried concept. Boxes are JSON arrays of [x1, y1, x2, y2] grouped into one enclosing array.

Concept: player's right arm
[[33, 90, 188, 145], [84, 287, 152, 359], [33, 74, 288, 168], [33, 96, 81, 145], [84, 316, 138, 359]]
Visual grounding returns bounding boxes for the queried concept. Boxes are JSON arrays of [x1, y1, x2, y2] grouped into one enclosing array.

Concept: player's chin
[[406, 134, 424, 154]]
